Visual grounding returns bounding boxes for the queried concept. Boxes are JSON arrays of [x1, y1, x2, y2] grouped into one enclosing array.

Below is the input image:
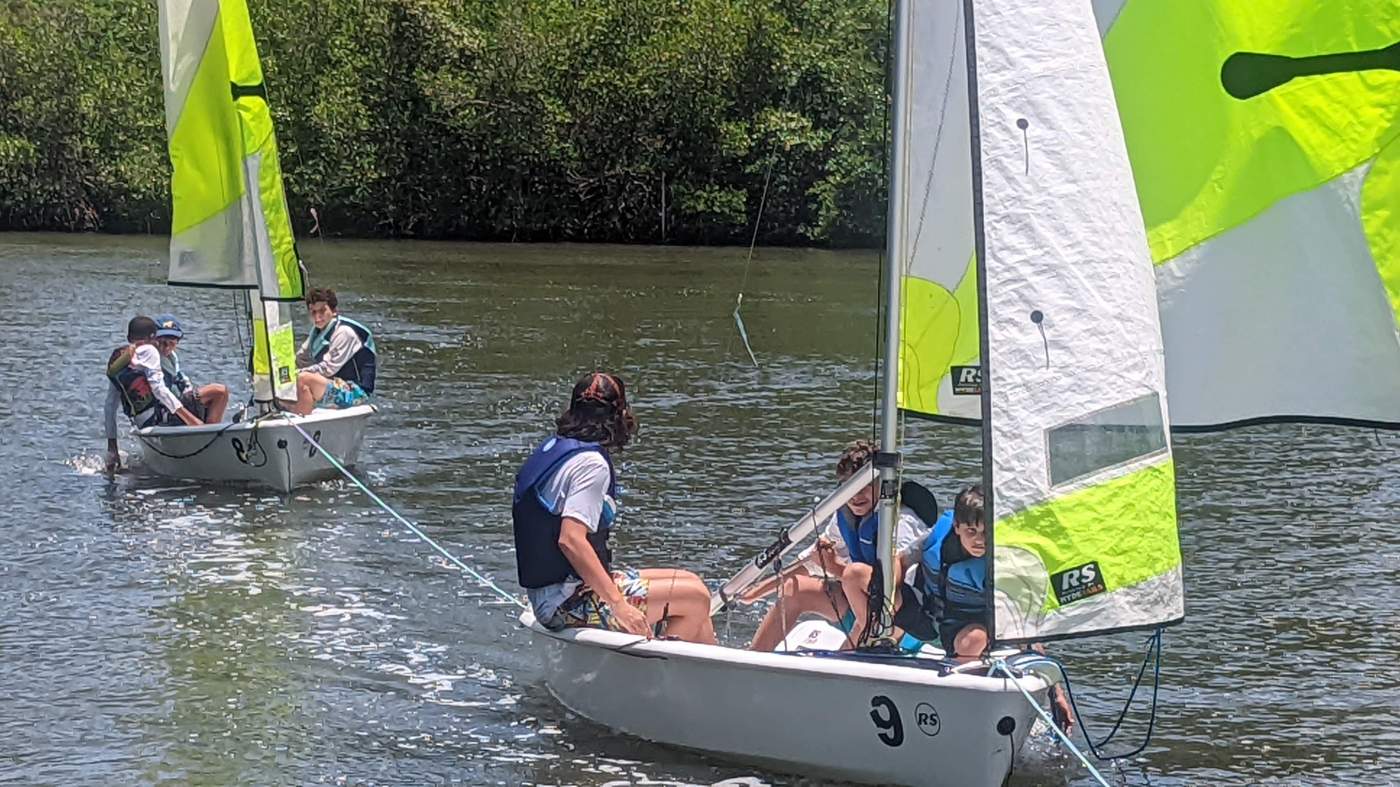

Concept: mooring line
[[290, 422, 526, 610], [990, 657, 1111, 787]]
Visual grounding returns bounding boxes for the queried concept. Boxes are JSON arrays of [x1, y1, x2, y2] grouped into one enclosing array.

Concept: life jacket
[[107, 346, 158, 419], [938, 552, 988, 636], [912, 510, 957, 612], [309, 316, 378, 393], [834, 508, 880, 567], [835, 480, 941, 567], [512, 436, 618, 589], [162, 352, 191, 395]]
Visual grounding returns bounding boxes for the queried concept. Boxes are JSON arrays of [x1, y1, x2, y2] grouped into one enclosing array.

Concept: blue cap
[[153, 314, 184, 339]]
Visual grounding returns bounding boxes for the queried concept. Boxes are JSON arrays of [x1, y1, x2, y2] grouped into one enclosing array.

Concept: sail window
[[1046, 393, 1167, 488]]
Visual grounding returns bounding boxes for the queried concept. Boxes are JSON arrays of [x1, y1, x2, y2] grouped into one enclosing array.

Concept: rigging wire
[[728, 156, 776, 368], [990, 656, 1112, 787], [289, 421, 526, 610]]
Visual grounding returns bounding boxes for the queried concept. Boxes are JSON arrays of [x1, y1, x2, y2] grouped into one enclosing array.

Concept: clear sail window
[[1046, 393, 1167, 487]]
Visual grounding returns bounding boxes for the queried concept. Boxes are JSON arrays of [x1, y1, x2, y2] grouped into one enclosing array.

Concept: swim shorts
[[319, 377, 368, 409], [542, 568, 650, 632]]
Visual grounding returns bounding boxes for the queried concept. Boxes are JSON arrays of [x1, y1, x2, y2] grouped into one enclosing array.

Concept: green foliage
[[0, 0, 890, 246]]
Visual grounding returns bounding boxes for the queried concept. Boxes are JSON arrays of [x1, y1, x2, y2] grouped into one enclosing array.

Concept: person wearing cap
[[104, 315, 203, 472], [512, 371, 717, 644], [152, 314, 229, 425], [291, 287, 377, 416]]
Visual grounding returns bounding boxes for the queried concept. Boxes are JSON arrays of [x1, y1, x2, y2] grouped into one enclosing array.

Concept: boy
[[104, 315, 202, 471], [153, 314, 229, 424], [291, 287, 377, 415]]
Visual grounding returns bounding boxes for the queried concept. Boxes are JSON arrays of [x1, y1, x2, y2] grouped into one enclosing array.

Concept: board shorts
[[320, 377, 369, 409], [540, 568, 649, 632], [150, 389, 206, 427]]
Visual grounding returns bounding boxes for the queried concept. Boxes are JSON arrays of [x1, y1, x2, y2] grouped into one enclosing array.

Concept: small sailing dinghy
[[137, 0, 373, 492], [520, 0, 1185, 783]]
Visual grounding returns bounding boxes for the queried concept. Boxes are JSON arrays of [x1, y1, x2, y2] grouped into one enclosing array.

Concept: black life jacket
[[107, 346, 158, 418], [512, 436, 618, 589], [309, 316, 377, 393]]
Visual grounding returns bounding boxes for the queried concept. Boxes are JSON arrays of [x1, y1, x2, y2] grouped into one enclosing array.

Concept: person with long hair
[[512, 371, 716, 644]]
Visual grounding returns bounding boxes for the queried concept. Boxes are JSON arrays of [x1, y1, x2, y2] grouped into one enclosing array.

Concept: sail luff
[[958, 0, 998, 647]]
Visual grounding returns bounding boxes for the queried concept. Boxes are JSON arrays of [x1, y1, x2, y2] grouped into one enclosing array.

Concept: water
[[1, 233, 1397, 785]]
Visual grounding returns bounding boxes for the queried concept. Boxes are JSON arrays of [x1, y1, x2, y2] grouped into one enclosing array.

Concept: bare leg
[[638, 568, 717, 645], [198, 383, 229, 423], [749, 573, 848, 652], [954, 624, 988, 661], [840, 562, 875, 647], [293, 371, 330, 416]]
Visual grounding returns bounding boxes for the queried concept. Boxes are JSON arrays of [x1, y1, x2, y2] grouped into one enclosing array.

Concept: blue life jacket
[[834, 508, 881, 566], [914, 510, 956, 602], [511, 436, 618, 589], [309, 316, 378, 393], [939, 555, 988, 635]]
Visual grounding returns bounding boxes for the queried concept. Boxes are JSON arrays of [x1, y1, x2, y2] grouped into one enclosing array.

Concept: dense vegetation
[[0, 0, 891, 246]]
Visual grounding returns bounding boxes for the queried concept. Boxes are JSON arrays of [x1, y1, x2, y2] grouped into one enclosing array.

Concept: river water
[[1, 233, 1396, 786]]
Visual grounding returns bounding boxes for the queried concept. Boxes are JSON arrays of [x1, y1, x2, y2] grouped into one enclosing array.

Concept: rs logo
[[1060, 563, 1097, 591]]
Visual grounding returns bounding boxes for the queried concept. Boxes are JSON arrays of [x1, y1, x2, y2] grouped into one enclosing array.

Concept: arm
[[301, 325, 362, 378], [559, 517, 648, 635], [103, 384, 121, 471], [136, 347, 201, 426]]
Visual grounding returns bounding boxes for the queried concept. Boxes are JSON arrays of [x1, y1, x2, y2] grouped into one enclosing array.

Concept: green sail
[[158, 0, 301, 400], [899, 0, 1400, 428]]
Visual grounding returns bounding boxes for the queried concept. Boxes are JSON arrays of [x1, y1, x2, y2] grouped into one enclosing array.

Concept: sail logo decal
[[1051, 561, 1106, 605], [951, 365, 981, 395], [278, 366, 291, 384]]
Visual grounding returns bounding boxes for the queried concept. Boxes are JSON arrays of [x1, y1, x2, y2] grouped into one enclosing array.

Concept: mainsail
[[157, 0, 301, 403], [901, 0, 1400, 430], [959, 0, 1183, 642]]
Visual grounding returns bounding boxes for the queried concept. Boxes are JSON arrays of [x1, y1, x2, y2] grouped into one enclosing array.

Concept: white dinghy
[[521, 0, 1186, 783], [137, 0, 372, 491], [136, 404, 374, 493]]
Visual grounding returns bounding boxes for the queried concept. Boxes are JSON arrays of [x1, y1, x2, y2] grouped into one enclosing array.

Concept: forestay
[[900, 0, 1400, 430], [157, 0, 301, 402], [966, 0, 1183, 642]]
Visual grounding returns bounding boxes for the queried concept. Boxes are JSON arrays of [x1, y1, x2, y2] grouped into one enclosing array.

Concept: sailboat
[[519, 0, 1183, 783], [136, 0, 374, 493]]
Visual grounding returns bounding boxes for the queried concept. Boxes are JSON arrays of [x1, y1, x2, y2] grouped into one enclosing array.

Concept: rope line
[[289, 421, 526, 610], [990, 657, 1111, 787]]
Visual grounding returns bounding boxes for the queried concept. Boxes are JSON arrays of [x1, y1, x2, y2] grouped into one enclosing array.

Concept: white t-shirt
[[525, 451, 617, 619]]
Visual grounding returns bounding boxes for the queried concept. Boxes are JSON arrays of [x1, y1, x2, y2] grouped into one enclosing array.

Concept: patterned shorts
[[319, 377, 368, 409], [543, 569, 649, 632]]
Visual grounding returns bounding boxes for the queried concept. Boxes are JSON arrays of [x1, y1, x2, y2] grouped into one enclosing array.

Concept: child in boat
[[512, 371, 716, 644], [152, 314, 229, 425], [938, 484, 1075, 730], [104, 315, 203, 472], [291, 288, 377, 415], [937, 484, 989, 658], [743, 439, 932, 652]]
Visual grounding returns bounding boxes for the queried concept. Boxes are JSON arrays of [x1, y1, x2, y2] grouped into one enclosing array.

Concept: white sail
[[965, 0, 1183, 642], [902, 0, 1400, 430]]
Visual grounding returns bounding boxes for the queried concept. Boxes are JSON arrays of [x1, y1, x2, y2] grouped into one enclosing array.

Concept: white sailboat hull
[[134, 405, 374, 492], [521, 611, 1051, 786]]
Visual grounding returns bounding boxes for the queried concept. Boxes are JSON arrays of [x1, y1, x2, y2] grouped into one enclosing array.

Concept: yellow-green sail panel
[[899, 0, 1400, 428], [157, 0, 303, 302]]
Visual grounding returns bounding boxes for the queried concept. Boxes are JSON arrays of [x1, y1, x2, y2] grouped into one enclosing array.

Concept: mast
[[960, 0, 996, 647], [873, 0, 913, 645]]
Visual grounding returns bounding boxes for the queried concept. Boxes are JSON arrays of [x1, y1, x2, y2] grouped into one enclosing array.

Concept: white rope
[[990, 657, 1111, 787], [290, 421, 526, 610]]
